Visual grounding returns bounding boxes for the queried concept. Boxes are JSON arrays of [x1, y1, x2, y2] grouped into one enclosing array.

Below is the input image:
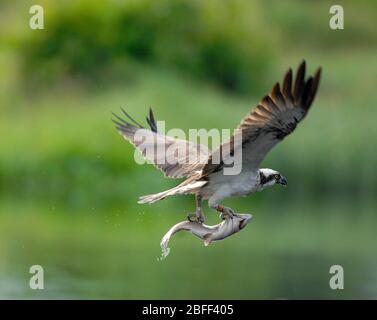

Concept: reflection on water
[[0, 200, 376, 299]]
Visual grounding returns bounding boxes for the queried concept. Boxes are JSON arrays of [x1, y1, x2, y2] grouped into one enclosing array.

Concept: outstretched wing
[[112, 108, 209, 178], [202, 61, 322, 176]]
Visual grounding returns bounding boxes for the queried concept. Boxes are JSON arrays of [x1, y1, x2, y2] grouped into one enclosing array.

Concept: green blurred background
[[0, 0, 376, 299]]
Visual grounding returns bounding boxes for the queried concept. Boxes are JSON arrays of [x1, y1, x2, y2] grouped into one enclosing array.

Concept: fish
[[159, 213, 253, 259]]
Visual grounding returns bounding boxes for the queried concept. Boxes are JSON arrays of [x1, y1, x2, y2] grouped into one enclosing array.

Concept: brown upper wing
[[201, 61, 322, 176]]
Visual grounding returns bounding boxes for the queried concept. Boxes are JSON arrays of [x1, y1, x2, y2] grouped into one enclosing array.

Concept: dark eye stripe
[[260, 172, 279, 184]]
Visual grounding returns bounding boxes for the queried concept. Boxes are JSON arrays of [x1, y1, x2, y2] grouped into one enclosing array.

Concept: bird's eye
[[274, 174, 280, 180]]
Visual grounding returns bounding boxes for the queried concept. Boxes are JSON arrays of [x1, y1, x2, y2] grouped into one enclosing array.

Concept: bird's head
[[258, 168, 287, 189]]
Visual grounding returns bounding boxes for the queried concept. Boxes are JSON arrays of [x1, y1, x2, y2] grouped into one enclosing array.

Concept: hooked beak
[[278, 176, 288, 187]]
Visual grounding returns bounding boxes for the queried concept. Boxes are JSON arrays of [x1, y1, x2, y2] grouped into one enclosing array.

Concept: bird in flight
[[113, 61, 321, 223]]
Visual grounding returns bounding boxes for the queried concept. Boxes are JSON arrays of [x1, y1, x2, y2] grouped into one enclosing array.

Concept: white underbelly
[[200, 170, 259, 200]]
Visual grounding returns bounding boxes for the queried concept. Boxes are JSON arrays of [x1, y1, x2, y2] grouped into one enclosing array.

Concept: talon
[[187, 212, 205, 223]]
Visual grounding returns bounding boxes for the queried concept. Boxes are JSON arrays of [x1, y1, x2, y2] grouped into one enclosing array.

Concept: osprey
[[113, 61, 321, 223]]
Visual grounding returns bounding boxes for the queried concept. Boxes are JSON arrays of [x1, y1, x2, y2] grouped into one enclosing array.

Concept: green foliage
[[1, 52, 377, 210], [20, 0, 276, 94], [262, 0, 377, 49]]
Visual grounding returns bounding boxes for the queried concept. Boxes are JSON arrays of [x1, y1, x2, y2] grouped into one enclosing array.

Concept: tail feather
[[138, 180, 207, 204], [138, 190, 171, 204]]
